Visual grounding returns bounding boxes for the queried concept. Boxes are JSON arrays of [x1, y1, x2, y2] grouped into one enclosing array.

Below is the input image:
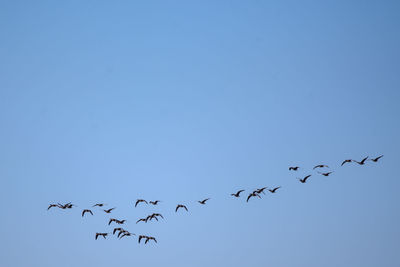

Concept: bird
[[255, 187, 268, 195], [135, 199, 148, 207], [95, 233, 108, 240], [57, 203, 76, 209], [146, 214, 158, 222], [81, 209, 93, 217], [370, 155, 383, 162], [198, 198, 210, 205], [149, 200, 161, 205], [118, 230, 128, 238], [341, 159, 353, 166], [103, 208, 115, 213], [354, 156, 369, 165], [231, 190, 245, 197], [108, 218, 116, 225], [113, 228, 124, 235], [115, 219, 126, 225], [120, 232, 135, 239], [176, 204, 188, 212], [93, 203, 106, 207], [246, 192, 261, 202], [153, 213, 164, 219], [47, 204, 59, 210], [269, 187, 281, 193], [145, 236, 157, 244], [298, 175, 311, 183], [318, 171, 333, 176], [289, 166, 299, 171], [136, 218, 148, 224], [313, 164, 329, 169], [138, 235, 148, 244]]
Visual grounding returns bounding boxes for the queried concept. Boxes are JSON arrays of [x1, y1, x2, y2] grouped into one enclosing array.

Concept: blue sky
[[0, 1, 399, 266]]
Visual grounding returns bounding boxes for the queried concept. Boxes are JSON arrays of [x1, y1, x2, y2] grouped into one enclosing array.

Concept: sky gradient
[[0, 1, 399, 266]]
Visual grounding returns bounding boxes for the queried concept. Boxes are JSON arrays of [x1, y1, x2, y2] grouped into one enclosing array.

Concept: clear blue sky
[[0, 1, 399, 266]]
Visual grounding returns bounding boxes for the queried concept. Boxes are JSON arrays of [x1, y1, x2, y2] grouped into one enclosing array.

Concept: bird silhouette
[[82, 209, 93, 217], [120, 232, 135, 239], [289, 166, 299, 171], [138, 235, 148, 244], [370, 155, 383, 162], [354, 156, 369, 165], [269, 187, 281, 193], [231, 190, 245, 197], [313, 164, 329, 169], [255, 187, 268, 195], [95, 233, 108, 240], [47, 204, 59, 210], [115, 219, 126, 225], [135, 199, 148, 207], [113, 228, 124, 235], [298, 175, 311, 183], [57, 203, 76, 209], [108, 218, 116, 225], [176, 204, 188, 212], [136, 218, 148, 224], [93, 203, 106, 207], [318, 171, 333, 176], [103, 208, 115, 213], [198, 198, 210, 205], [145, 236, 157, 244], [149, 200, 161, 205], [246, 192, 261, 202], [341, 159, 353, 166]]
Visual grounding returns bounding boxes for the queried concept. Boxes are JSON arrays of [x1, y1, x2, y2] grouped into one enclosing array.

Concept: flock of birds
[[48, 155, 384, 245]]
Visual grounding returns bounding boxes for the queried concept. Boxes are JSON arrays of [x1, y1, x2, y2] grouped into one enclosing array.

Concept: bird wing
[[135, 200, 139, 207], [175, 206, 179, 212], [247, 195, 251, 202], [183, 205, 188, 211]]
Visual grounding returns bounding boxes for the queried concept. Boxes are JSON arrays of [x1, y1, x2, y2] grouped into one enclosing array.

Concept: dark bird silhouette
[[103, 208, 115, 213], [231, 190, 245, 197], [246, 192, 261, 202], [82, 209, 93, 217], [115, 219, 126, 225], [341, 159, 353, 166], [153, 213, 164, 219], [138, 235, 147, 244], [95, 233, 108, 240], [354, 156, 369, 165], [113, 228, 124, 235], [175, 204, 188, 212], [145, 236, 157, 244], [93, 203, 106, 207], [289, 166, 299, 171], [118, 230, 128, 238], [108, 218, 116, 225], [370, 155, 383, 162], [298, 175, 311, 183], [269, 187, 281, 193], [57, 202, 76, 209], [198, 198, 210, 205], [313, 164, 329, 169], [149, 200, 161, 205], [135, 199, 148, 207], [318, 171, 333, 176], [120, 232, 135, 239], [146, 214, 158, 222], [256, 187, 268, 195], [47, 204, 59, 210], [136, 218, 148, 224]]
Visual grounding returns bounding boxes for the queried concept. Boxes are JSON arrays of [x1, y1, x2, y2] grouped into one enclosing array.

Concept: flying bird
[[138, 235, 148, 244], [256, 187, 268, 195], [145, 236, 157, 244], [269, 187, 281, 193], [95, 233, 108, 240], [103, 208, 115, 213], [354, 156, 369, 165], [82, 209, 93, 217], [313, 164, 329, 169], [135, 199, 148, 207], [246, 192, 261, 202], [289, 166, 299, 171], [175, 204, 188, 212], [120, 232, 135, 239], [231, 190, 245, 197], [136, 218, 148, 224], [318, 171, 333, 176], [149, 200, 161, 205], [198, 198, 210, 205], [108, 218, 116, 225], [93, 203, 106, 207], [113, 228, 124, 235], [115, 219, 126, 225], [370, 155, 383, 162], [298, 175, 311, 183], [341, 159, 353, 166], [47, 204, 59, 210]]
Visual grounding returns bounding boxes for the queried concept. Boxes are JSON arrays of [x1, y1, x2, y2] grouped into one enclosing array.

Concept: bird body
[[103, 208, 115, 213], [313, 164, 329, 169], [149, 200, 161, 205], [341, 159, 353, 166], [354, 156, 369, 165], [299, 175, 311, 183], [289, 166, 299, 171], [135, 199, 148, 207], [370, 155, 383, 162], [176, 204, 188, 212], [82, 209, 93, 217], [198, 198, 210, 205], [269, 187, 281, 193], [95, 233, 108, 240], [318, 171, 333, 176]]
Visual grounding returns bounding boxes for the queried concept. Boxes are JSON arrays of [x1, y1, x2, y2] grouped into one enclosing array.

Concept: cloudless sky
[[0, 1, 399, 266]]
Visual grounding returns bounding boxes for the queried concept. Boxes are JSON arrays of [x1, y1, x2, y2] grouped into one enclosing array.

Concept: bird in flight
[[113, 228, 124, 235], [119, 231, 135, 239], [176, 204, 188, 212], [145, 236, 157, 244], [47, 204, 59, 210], [298, 175, 311, 183], [82, 209, 93, 217], [313, 164, 329, 169], [108, 218, 117, 225], [246, 192, 261, 202], [149, 200, 161, 205], [93, 203, 106, 207], [136, 218, 148, 224], [57, 202, 75, 209], [341, 159, 353, 166], [198, 198, 210, 205], [95, 233, 108, 240], [354, 156, 369, 165], [370, 155, 383, 162], [289, 166, 299, 171], [231, 190, 245, 197], [318, 171, 333, 176], [103, 208, 115, 213], [135, 199, 148, 207], [115, 219, 126, 225], [255, 187, 268, 195], [269, 187, 281, 193]]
